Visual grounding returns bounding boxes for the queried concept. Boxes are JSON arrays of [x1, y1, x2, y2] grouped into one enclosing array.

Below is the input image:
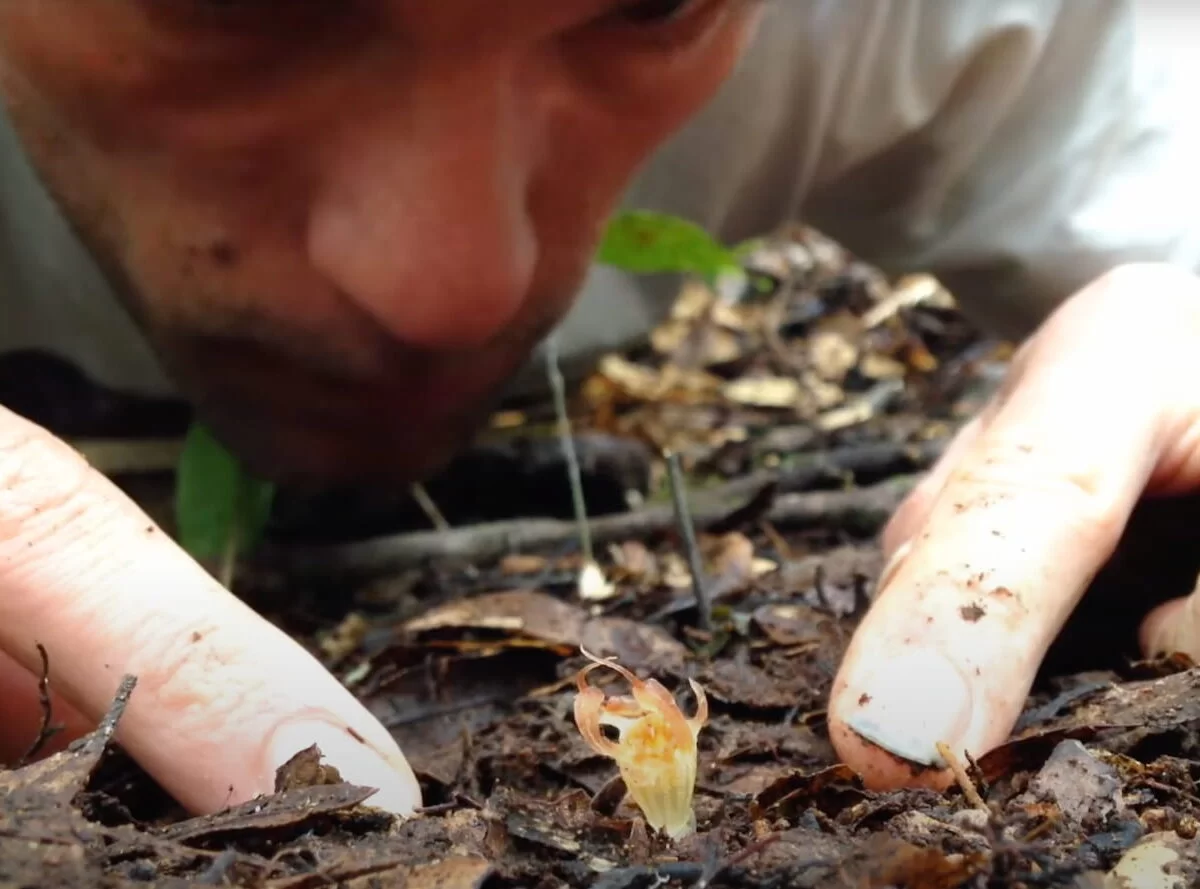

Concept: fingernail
[[842, 649, 973, 767], [266, 719, 421, 816]]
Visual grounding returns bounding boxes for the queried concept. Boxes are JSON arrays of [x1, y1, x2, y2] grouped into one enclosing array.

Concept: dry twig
[[410, 482, 450, 532], [15, 643, 63, 767], [666, 451, 712, 631], [936, 741, 988, 811], [546, 335, 594, 564], [263, 476, 918, 581]]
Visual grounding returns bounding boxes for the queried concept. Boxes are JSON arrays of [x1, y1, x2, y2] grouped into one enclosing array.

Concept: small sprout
[[578, 560, 617, 602], [572, 647, 708, 840]]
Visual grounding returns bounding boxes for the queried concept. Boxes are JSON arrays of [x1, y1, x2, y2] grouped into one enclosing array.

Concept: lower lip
[[193, 362, 495, 481]]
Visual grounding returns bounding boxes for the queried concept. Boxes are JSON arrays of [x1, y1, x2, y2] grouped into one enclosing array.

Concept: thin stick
[[217, 530, 238, 591], [264, 476, 919, 581], [16, 643, 63, 767], [666, 451, 712, 631], [936, 741, 988, 810], [697, 833, 787, 889], [544, 335, 593, 564], [410, 482, 450, 532], [76, 674, 138, 759]]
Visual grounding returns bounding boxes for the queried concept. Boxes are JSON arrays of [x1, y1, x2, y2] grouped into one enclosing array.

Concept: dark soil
[[3, 226, 1199, 888]]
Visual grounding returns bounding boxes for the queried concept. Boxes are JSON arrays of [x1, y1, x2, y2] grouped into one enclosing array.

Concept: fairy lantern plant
[[572, 647, 708, 839]]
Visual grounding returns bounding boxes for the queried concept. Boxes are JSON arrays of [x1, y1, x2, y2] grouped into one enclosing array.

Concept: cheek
[[0, 3, 759, 359], [540, 5, 760, 214]]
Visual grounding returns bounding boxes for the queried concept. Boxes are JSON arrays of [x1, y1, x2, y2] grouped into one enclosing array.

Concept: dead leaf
[[274, 744, 346, 794], [701, 658, 810, 710], [711, 298, 750, 330], [608, 540, 658, 583], [487, 787, 621, 872], [499, 553, 548, 575], [723, 376, 801, 409], [800, 371, 844, 410], [809, 330, 859, 382], [807, 312, 862, 381], [599, 355, 721, 404], [773, 545, 882, 616], [0, 675, 136, 810], [976, 727, 1104, 784], [651, 321, 742, 366], [1031, 667, 1200, 746], [752, 764, 865, 819], [979, 667, 1200, 783], [846, 836, 985, 889], [159, 783, 384, 848], [598, 355, 665, 401], [404, 589, 583, 647], [859, 352, 907, 380], [579, 616, 688, 675], [489, 410, 527, 429], [710, 532, 753, 577], [271, 855, 493, 889], [1017, 740, 1124, 828], [1105, 832, 1197, 889], [753, 603, 827, 647], [707, 532, 776, 591], [401, 856, 494, 889], [403, 589, 688, 674], [661, 552, 693, 589], [814, 400, 872, 433], [903, 339, 940, 373], [318, 611, 369, 662], [887, 810, 990, 854], [670, 279, 715, 322], [410, 732, 468, 788], [861, 273, 956, 328]]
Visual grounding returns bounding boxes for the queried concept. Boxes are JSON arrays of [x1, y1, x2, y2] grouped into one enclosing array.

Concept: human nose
[[306, 61, 538, 350]]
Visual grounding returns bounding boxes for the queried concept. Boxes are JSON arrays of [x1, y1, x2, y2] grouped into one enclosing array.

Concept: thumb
[[1140, 588, 1200, 661], [827, 265, 1200, 789]]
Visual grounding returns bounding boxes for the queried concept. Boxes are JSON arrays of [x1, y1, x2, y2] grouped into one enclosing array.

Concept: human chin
[[168, 335, 520, 487], [189, 378, 494, 487]]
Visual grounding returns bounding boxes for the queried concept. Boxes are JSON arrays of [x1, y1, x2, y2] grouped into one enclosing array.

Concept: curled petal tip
[[686, 678, 709, 732], [577, 645, 641, 688], [573, 685, 620, 758]]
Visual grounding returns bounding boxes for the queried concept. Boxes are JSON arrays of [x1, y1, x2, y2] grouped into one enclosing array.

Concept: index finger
[[827, 265, 1200, 789], [0, 405, 420, 814]]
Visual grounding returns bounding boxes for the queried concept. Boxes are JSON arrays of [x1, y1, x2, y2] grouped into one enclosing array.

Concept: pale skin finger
[[1141, 575, 1200, 660], [828, 264, 1200, 789], [878, 414, 986, 576], [0, 405, 420, 814]]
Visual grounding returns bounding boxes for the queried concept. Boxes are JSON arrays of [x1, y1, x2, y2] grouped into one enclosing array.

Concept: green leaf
[[175, 423, 276, 563], [598, 210, 740, 281]]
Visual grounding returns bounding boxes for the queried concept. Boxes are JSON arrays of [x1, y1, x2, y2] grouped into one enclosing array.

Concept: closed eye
[[616, 0, 701, 23]]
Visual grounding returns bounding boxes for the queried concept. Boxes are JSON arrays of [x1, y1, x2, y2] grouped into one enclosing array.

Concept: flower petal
[[573, 685, 621, 758], [579, 645, 645, 690], [686, 678, 708, 736]]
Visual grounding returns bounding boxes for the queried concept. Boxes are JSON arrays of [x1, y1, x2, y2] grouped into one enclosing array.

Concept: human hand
[[826, 263, 1200, 789], [0, 405, 420, 814]]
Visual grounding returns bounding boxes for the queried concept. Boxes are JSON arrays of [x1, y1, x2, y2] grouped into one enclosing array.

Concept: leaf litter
[[6, 224, 1200, 888]]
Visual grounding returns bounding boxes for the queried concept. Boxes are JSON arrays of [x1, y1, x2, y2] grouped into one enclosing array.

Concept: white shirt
[[2, 0, 1197, 397]]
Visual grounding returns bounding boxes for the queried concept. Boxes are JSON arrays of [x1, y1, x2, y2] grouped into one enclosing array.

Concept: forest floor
[[3, 226, 1198, 889]]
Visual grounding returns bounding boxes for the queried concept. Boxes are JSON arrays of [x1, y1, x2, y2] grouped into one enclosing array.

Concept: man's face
[[0, 1, 758, 483]]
